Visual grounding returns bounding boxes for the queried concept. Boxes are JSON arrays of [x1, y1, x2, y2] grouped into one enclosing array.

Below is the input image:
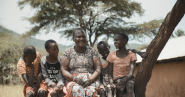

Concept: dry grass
[[0, 85, 24, 97]]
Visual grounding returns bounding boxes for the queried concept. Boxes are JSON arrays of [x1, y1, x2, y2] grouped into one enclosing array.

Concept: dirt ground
[[0, 85, 24, 97]]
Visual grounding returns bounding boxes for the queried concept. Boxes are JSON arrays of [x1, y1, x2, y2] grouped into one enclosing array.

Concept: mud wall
[[134, 60, 185, 97]]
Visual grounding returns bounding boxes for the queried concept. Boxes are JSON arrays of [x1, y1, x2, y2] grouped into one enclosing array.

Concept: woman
[[60, 28, 102, 97]]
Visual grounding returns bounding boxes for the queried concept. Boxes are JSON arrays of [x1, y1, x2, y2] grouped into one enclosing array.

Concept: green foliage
[[174, 29, 185, 37], [0, 26, 26, 84], [19, 0, 163, 46], [171, 29, 185, 38]]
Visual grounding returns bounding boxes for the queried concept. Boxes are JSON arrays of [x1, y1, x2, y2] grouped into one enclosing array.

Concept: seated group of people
[[17, 28, 147, 97]]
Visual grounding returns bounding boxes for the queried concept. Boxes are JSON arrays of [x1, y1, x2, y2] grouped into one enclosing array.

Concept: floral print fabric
[[66, 73, 100, 97], [62, 46, 99, 74], [62, 46, 100, 97]]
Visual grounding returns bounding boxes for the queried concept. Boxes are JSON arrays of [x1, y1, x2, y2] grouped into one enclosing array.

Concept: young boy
[[97, 41, 147, 97], [40, 39, 65, 97], [17, 45, 45, 97], [97, 41, 112, 97]]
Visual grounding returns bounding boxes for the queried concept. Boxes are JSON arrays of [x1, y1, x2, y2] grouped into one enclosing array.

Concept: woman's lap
[[65, 73, 100, 97]]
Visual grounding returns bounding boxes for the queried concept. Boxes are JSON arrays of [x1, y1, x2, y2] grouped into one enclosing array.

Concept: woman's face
[[73, 30, 87, 47], [114, 34, 127, 49]]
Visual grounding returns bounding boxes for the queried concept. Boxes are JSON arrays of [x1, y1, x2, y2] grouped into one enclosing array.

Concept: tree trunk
[[135, 0, 185, 97]]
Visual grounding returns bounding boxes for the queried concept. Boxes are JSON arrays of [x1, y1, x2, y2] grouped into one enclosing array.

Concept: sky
[[0, 0, 184, 45]]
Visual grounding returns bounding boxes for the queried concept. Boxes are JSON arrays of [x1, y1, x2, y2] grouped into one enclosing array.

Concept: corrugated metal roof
[[136, 36, 185, 63]]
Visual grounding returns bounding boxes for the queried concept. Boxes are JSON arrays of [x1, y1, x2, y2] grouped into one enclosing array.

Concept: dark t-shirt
[[45, 61, 60, 83]]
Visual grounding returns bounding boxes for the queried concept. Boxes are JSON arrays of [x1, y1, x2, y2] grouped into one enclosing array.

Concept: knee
[[100, 89, 106, 97], [26, 91, 34, 97], [38, 89, 46, 95], [37, 73, 43, 80], [100, 88, 105, 93], [126, 81, 134, 92], [50, 91, 57, 97]]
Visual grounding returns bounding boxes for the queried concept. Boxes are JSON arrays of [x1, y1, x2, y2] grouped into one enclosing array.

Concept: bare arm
[[22, 65, 34, 86], [89, 57, 102, 81], [60, 58, 74, 81], [37, 63, 42, 83], [108, 62, 114, 84], [130, 49, 148, 58], [108, 62, 116, 89], [125, 61, 136, 82]]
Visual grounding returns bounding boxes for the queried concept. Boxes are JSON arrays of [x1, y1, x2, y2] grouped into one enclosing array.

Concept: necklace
[[74, 46, 86, 53]]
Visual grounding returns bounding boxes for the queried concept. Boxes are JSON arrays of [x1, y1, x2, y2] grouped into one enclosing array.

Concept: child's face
[[114, 34, 127, 49], [24, 55, 36, 65], [98, 44, 110, 58], [46, 42, 59, 57]]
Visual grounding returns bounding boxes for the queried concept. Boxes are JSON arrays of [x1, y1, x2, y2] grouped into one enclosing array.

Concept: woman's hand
[[83, 79, 93, 87], [74, 77, 84, 85]]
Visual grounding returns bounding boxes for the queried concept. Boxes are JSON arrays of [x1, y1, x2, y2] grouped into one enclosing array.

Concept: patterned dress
[[62, 46, 100, 97]]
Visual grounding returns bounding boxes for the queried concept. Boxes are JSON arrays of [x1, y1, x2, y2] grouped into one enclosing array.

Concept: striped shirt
[[17, 51, 41, 85], [107, 51, 137, 80]]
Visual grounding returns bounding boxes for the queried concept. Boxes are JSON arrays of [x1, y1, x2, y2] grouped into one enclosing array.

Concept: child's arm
[[40, 58, 56, 87], [108, 62, 116, 89], [22, 64, 35, 86], [57, 57, 65, 88], [37, 63, 43, 84], [33, 63, 42, 96], [55, 70, 65, 93], [57, 70, 65, 87], [100, 71, 103, 85], [124, 60, 136, 82], [130, 49, 148, 58]]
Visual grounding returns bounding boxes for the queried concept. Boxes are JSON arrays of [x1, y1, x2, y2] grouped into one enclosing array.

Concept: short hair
[[117, 33, 129, 42], [72, 28, 86, 38], [97, 41, 109, 49], [45, 39, 57, 49], [23, 45, 36, 56]]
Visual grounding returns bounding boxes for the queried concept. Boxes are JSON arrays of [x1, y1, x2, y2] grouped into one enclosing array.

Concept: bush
[[0, 27, 26, 84]]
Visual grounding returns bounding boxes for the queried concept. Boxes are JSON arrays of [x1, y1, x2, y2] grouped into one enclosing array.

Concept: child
[[97, 41, 147, 97], [17, 45, 45, 97], [97, 41, 113, 97], [40, 39, 65, 97], [107, 32, 146, 97]]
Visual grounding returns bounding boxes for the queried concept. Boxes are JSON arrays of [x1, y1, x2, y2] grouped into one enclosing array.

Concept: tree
[[135, 0, 185, 97], [0, 26, 26, 84], [172, 29, 185, 38], [19, 0, 163, 46]]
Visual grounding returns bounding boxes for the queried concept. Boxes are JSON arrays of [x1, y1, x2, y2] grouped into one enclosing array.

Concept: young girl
[[41, 39, 66, 97], [107, 33, 137, 97]]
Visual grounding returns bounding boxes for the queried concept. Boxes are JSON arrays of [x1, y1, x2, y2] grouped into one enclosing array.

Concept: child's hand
[[110, 83, 116, 89], [116, 78, 126, 86], [53, 86, 59, 93], [32, 84, 39, 96], [55, 86, 63, 93], [25, 62, 34, 67], [139, 52, 148, 58]]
